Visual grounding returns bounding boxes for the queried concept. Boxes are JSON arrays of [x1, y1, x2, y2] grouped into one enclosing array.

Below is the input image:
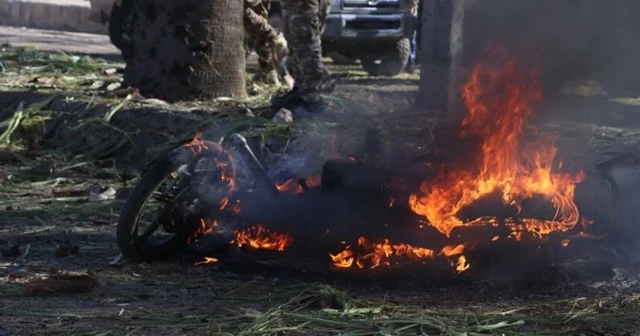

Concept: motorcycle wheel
[[116, 139, 236, 262]]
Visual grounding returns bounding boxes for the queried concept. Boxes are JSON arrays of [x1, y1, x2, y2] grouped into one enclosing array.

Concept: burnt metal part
[[226, 133, 282, 202], [204, 162, 619, 255], [566, 170, 618, 242]]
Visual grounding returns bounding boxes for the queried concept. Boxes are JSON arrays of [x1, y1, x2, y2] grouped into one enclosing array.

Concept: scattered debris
[[23, 271, 97, 297], [30, 76, 57, 86], [272, 108, 293, 123], [106, 87, 142, 99], [88, 183, 117, 201], [6, 269, 36, 280], [104, 68, 118, 76], [89, 80, 105, 90], [106, 82, 121, 91], [55, 244, 80, 258], [108, 253, 126, 267], [239, 106, 255, 117], [1, 245, 20, 258], [17, 244, 31, 263], [115, 187, 131, 200], [24, 161, 56, 180], [139, 98, 168, 105]]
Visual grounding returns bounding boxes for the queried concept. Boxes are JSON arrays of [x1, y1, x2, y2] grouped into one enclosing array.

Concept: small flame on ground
[[455, 255, 470, 273], [439, 244, 465, 257], [233, 224, 293, 251], [275, 176, 322, 193], [561, 239, 570, 247], [306, 176, 321, 188], [276, 179, 303, 193], [187, 219, 218, 245], [219, 197, 230, 210], [329, 237, 469, 272], [195, 257, 219, 266], [329, 248, 355, 268]]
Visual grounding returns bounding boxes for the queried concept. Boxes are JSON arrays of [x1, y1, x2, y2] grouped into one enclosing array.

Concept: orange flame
[[306, 175, 321, 188], [330, 237, 472, 271], [409, 47, 584, 238], [275, 175, 322, 193], [455, 255, 470, 273], [195, 257, 219, 266], [439, 244, 465, 257], [214, 157, 236, 190], [185, 132, 209, 156], [276, 179, 304, 193], [219, 197, 230, 210], [187, 219, 218, 245], [233, 225, 293, 251], [329, 248, 355, 268]]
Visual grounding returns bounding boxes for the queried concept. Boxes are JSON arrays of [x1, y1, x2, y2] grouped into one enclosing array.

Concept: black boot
[[299, 93, 327, 114], [271, 87, 303, 108]]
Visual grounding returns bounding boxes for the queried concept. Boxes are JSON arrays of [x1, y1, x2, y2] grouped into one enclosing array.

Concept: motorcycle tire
[[116, 140, 234, 262]]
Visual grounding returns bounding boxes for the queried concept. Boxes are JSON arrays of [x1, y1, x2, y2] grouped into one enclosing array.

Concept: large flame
[[409, 47, 585, 237]]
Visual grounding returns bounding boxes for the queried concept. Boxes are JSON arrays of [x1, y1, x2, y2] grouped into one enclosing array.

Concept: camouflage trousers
[[280, 0, 331, 94], [244, 0, 288, 83]]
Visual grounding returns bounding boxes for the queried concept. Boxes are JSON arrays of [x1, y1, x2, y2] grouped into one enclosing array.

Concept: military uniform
[[274, 0, 331, 111], [244, 0, 289, 84]]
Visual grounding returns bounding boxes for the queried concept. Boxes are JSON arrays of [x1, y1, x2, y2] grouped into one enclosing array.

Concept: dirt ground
[[2, 38, 640, 335]]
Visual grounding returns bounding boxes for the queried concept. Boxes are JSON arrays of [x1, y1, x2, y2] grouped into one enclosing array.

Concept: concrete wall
[[0, 0, 107, 34]]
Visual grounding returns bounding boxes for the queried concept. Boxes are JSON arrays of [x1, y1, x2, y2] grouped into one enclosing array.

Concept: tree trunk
[[415, 0, 468, 115], [124, 0, 246, 102]]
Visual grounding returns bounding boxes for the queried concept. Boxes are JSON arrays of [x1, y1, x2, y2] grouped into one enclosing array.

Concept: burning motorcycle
[[116, 131, 618, 267]]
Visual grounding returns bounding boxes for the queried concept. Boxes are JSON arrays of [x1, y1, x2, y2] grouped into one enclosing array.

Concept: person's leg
[[405, 32, 417, 72], [280, 0, 300, 84], [318, 0, 335, 92], [244, 1, 282, 85], [404, 0, 419, 73], [272, 0, 327, 112]]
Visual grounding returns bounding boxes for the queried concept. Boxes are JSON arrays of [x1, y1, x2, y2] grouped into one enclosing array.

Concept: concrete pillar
[[415, 0, 469, 114]]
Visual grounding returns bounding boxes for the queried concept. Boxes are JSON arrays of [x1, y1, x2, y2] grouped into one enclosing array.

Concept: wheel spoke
[[139, 219, 162, 240]]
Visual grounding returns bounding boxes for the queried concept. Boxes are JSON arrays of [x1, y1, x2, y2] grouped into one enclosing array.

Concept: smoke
[[606, 166, 640, 264], [461, 0, 640, 98]]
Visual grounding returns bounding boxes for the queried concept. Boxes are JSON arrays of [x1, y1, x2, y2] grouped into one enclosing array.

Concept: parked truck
[[89, 0, 417, 76]]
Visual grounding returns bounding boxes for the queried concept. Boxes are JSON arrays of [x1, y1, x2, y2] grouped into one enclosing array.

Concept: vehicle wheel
[[116, 139, 236, 262], [360, 38, 411, 77]]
